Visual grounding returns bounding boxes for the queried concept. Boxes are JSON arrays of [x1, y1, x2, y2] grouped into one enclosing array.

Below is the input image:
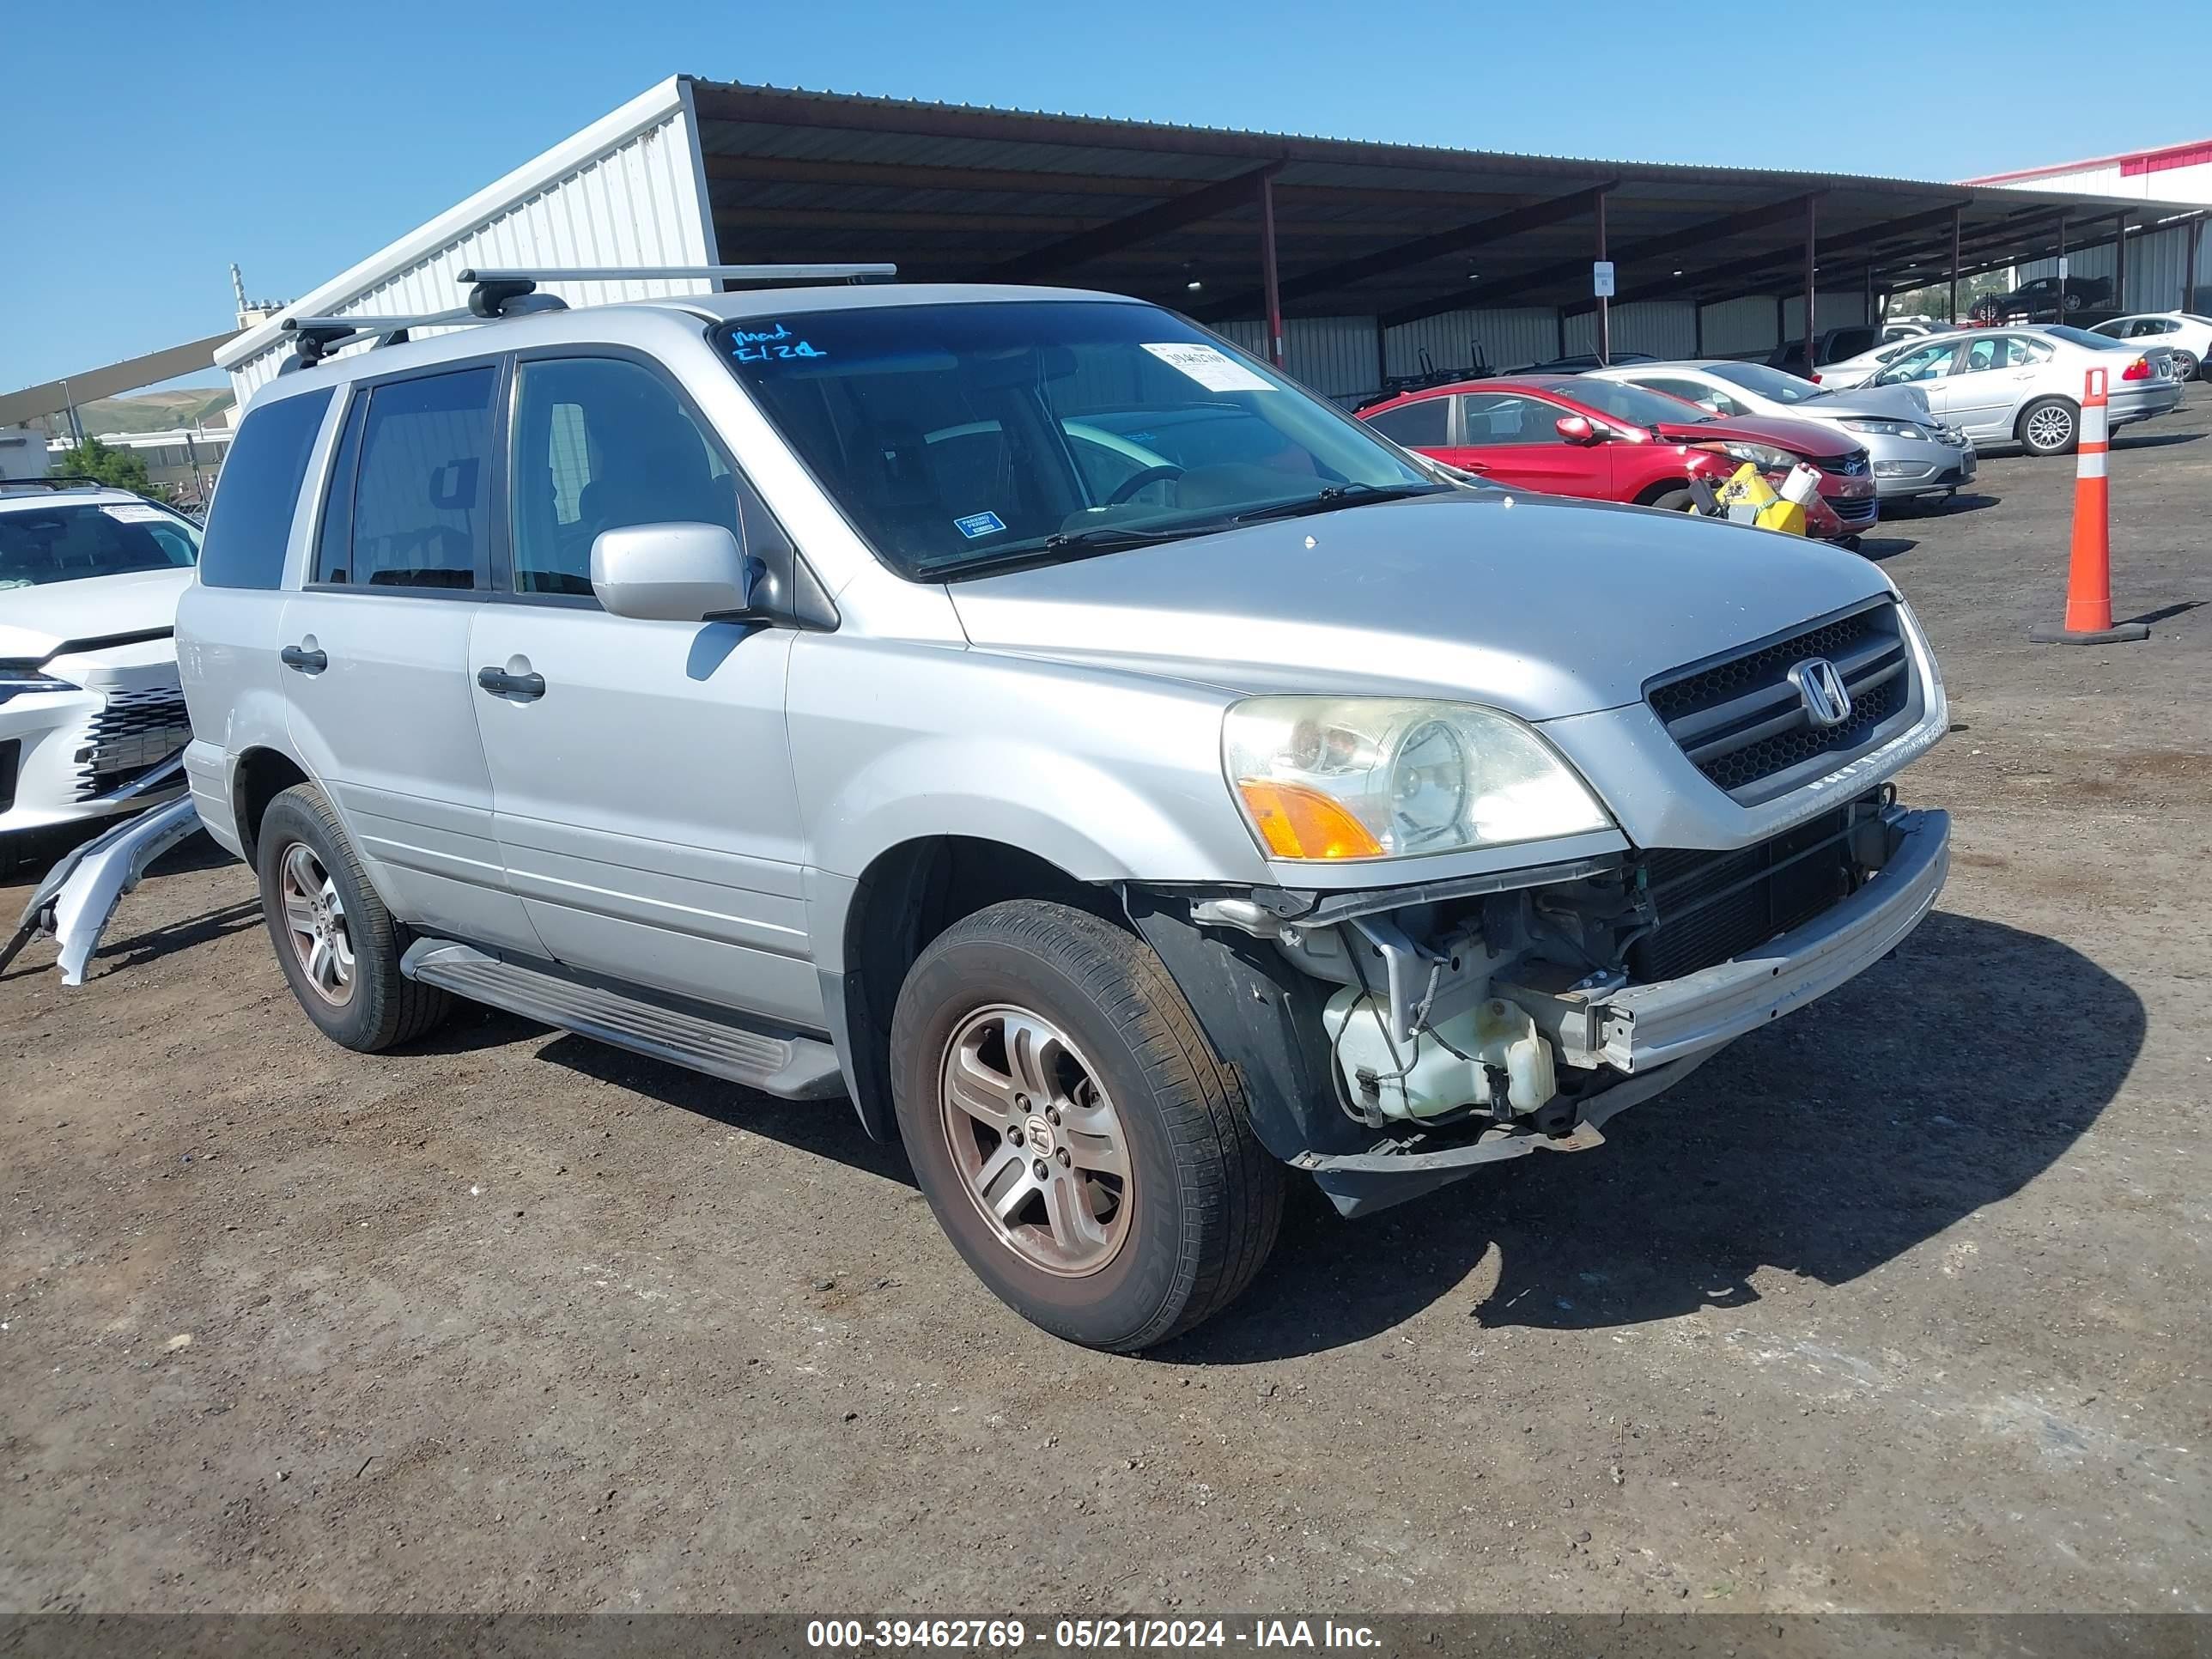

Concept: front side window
[[718, 301, 1436, 579], [1364, 397, 1449, 448], [1457, 392, 1565, 444], [1880, 342, 1960, 384], [341, 368, 496, 590], [509, 357, 741, 597], [1553, 376, 1711, 428], [0, 500, 201, 589], [1637, 374, 1739, 414], [198, 386, 332, 589]]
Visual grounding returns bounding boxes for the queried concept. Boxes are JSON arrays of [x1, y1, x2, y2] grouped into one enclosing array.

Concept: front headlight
[[1223, 696, 1612, 861], [1705, 440, 1797, 471], [0, 661, 77, 705], [1838, 417, 1926, 440]]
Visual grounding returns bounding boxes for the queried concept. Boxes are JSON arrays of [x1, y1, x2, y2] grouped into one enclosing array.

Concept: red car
[[1358, 374, 1877, 542]]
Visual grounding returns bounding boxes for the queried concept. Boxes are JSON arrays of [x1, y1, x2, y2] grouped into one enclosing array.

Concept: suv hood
[[948, 492, 1893, 721], [0, 567, 192, 659]]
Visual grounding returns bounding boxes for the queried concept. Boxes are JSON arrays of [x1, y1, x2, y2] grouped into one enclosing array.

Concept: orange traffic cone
[[2031, 366, 2149, 644]]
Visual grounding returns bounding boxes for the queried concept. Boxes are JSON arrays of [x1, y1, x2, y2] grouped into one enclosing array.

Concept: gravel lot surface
[[4, 400, 2208, 1617]]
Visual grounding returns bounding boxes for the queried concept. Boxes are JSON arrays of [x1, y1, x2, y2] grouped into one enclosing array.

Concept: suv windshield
[[0, 499, 201, 589], [717, 300, 1441, 577], [1705, 362, 1822, 404]]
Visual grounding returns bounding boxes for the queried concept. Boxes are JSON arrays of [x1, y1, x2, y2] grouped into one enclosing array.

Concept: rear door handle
[[280, 644, 327, 673], [477, 665, 546, 702]]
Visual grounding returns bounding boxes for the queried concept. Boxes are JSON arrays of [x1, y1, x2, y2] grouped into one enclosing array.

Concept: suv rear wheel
[[255, 783, 450, 1051], [890, 900, 1285, 1351]]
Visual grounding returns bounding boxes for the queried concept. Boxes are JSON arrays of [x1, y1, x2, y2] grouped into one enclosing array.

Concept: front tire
[[890, 900, 1285, 1352], [255, 784, 450, 1052], [2018, 396, 2079, 457]]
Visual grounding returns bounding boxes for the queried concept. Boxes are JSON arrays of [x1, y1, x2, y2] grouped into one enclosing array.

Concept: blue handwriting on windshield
[[730, 322, 829, 364]]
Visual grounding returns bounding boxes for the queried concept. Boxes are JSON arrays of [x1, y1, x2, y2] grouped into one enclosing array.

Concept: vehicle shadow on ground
[[1896, 490, 1999, 520], [2111, 430, 2204, 452], [534, 1029, 919, 1188], [1164, 911, 2142, 1363], [1855, 536, 1918, 562], [76, 898, 264, 981]]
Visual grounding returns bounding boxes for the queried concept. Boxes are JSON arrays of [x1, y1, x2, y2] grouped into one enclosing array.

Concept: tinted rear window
[[198, 387, 332, 589]]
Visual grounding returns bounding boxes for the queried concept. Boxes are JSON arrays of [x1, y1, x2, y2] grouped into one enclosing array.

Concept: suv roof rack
[[274, 262, 898, 377], [0, 475, 109, 494], [454, 264, 897, 286]]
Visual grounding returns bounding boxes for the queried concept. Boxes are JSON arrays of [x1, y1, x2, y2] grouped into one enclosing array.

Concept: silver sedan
[[1858, 326, 2185, 457], [1584, 360, 1976, 505]]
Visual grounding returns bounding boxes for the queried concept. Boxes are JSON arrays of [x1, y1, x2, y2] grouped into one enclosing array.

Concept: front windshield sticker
[[727, 322, 830, 364], [953, 510, 1007, 539], [1139, 342, 1276, 393], [100, 502, 169, 523]]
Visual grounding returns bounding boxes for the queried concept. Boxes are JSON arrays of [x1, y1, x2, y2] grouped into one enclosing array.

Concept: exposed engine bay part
[[1322, 989, 1557, 1125]]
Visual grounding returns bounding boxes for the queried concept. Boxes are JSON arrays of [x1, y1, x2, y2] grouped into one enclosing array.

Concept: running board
[[400, 940, 847, 1101]]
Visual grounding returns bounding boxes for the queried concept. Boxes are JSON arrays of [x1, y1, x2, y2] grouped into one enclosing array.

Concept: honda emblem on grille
[[1789, 658, 1853, 729]]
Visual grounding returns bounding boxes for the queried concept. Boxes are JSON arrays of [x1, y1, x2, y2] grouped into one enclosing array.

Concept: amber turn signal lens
[[1236, 780, 1385, 860]]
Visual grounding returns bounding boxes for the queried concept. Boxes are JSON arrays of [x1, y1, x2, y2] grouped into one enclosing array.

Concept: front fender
[[787, 635, 1271, 884]]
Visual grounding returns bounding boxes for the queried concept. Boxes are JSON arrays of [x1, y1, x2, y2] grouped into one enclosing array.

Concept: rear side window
[[1364, 398, 1449, 447], [198, 386, 333, 589], [335, 368, 497, 590]]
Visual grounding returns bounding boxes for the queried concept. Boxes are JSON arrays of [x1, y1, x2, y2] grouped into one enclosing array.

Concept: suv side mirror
[[1554, 415, 1600, 444], [591, 523, 752, 623]]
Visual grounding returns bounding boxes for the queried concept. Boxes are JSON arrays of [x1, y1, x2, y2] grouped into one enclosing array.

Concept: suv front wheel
[[890, 901, 1285, 1351], [255, 783, 451, 1052]]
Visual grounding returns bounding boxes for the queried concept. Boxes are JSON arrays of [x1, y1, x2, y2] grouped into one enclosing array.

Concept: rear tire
[[890, 900, 1285, 1352], [254, 783, 450, 1052], [2017, 396, 2079, 458], [2172, 349, 2201, 383]]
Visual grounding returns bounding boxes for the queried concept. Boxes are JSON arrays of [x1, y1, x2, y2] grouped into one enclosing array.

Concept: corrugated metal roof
[[217, 73, 2211, 405], [682, 79, 2207, 320]]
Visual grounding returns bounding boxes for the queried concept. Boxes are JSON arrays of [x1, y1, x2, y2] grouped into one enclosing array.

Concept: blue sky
[[6, 0, 2208, 396]]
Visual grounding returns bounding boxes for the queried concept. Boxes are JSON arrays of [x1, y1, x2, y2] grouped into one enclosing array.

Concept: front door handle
[[477, 665, 546, 702], [280, 644, 327, 674]]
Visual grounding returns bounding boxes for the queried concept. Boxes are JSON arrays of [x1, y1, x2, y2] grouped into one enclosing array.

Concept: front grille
[[72, 688, 191, 800], [1629, 801, 1863, 982], [1831, 494, 1879, 526], [1816, 451, 1871, 477], [1646, 600, 1919, 804], [0, 738, 18, 814]]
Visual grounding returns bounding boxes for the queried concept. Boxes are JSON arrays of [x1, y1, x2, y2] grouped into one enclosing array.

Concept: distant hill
[[78, 386, 234, 436]]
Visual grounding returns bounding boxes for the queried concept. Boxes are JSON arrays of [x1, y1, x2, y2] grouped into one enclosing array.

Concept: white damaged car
[[1, 481, 201, 872]]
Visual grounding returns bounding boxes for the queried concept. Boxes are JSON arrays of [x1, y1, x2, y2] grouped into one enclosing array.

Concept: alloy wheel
[[2026, 404, 2074, 452], [278, 842, 356, 1006], [938, 1004, 1133, 1277]]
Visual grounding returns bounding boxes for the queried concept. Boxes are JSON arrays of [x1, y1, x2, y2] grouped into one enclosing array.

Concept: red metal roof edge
[[1963, 137, 2212, 185]]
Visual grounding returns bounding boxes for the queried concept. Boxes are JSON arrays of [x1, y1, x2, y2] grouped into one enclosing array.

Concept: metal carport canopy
[[683, 79, 2202, 346]]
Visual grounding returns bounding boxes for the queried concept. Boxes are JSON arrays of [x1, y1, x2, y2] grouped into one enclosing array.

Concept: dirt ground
[[4, 401, 2209, 1619]]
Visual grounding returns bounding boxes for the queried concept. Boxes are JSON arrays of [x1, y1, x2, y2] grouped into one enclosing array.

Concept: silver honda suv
[[176, 276, 1950, 1351]]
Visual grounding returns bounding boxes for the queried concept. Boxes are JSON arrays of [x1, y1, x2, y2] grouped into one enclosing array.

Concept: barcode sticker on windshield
[[100, 503, 168, 523], [1140, 343, 1276, 393]]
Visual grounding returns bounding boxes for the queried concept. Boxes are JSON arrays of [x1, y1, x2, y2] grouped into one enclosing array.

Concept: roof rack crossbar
[[283, 308, 479, 335], [455, 264, 897, 284]]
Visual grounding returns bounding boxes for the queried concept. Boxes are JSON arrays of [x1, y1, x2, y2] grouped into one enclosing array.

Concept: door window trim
[[302, 357, 511, 602]]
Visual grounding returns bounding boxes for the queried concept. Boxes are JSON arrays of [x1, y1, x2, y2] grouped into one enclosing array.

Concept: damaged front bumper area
[[1129, 795, 1948, 1217]]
